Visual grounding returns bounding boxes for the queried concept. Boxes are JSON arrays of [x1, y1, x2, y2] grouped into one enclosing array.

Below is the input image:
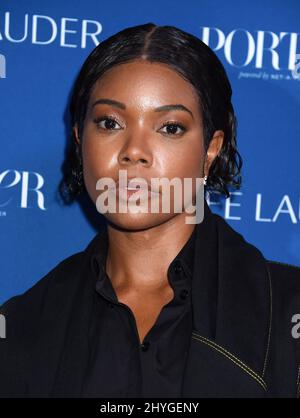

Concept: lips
[[117, 187, 159, 202], [114, 178, 160, 193], [105, 177, 160, 204]]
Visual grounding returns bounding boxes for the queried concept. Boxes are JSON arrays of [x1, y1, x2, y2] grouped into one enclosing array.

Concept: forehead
[[88, 60, 200, 112]]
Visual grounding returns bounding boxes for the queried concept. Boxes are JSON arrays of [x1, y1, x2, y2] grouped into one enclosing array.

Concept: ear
[[73, 124, 80, 145], [204, 130, 224, 176]]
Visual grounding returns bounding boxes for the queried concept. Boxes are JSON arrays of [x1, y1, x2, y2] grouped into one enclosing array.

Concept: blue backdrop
[[1, 0, 299, 305]]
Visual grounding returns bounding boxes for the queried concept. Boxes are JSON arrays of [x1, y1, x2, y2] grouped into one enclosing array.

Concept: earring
[[203, 175, 208, 186]]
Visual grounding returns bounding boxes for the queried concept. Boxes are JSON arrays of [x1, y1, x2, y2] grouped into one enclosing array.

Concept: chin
[[104, 212, 176, 232]]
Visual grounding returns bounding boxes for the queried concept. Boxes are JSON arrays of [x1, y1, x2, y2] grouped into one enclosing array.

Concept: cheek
[[82, 139, 111, 177], [81, 140, 114, 202], [167, 143, 204, 180]]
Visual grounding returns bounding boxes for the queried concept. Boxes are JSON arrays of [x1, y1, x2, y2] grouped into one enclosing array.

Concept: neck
[[105, 213, 196, 292]]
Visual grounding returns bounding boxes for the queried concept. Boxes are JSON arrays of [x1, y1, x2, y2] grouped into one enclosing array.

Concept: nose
[[118, 132, 153, 167]]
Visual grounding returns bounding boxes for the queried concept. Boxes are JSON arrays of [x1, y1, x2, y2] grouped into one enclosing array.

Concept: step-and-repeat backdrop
[[1, 0, 299, 304]]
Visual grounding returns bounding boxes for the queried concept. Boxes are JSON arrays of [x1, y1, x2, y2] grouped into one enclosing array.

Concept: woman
[[1, 23, 299, 398]]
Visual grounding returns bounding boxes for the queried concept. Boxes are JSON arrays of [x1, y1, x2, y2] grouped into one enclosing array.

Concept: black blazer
[[1, 202, 300, 398]]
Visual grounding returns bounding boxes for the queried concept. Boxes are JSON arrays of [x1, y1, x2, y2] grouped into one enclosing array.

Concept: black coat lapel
[[182, 199, 271, 397]]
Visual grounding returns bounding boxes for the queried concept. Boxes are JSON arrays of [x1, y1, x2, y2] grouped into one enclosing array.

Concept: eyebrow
[[91, 98, 194, 119]]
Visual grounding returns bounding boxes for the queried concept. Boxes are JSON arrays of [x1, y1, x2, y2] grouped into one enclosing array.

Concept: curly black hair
[[58, 22, 242, 204]]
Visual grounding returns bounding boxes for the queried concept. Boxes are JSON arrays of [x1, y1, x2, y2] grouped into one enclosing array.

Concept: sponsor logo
[[0, 169, 46, 210], [0, 11, 102, 48], [200, 26, 300, 81], [207, 192, 300, 223]]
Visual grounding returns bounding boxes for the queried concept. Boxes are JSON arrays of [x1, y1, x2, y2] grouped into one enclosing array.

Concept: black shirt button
[[173, 260, 183, 274], [141, 341, 150, 351], [180, 289, 189, 300]]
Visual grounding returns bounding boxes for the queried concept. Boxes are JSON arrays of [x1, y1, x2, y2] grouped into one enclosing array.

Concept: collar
[[89, 216, 197, 285], [84, 199, 270, 376]]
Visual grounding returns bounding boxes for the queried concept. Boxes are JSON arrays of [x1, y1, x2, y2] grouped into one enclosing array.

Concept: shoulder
[[0, 250, 88, 396], [0, 251, 85, 326], [266, 260, 300, 295], [214, 210, 300, 283], [0, 230, 105, 336], [0, 227, 107, 319], [266, 259, 300, 278], [263, 260, 300, 395], [266, 259, 300, 316]]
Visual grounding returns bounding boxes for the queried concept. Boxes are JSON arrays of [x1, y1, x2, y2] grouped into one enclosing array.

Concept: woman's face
[[74, 59, 223, 231]]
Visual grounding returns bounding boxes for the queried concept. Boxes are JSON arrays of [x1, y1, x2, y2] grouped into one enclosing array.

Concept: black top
[[1, 200, 300, 398], [83, 225, 197, 397]]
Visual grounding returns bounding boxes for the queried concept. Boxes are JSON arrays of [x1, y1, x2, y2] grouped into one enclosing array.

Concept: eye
[[159, 122, 187, 136], [93, 116, 123, 131]]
